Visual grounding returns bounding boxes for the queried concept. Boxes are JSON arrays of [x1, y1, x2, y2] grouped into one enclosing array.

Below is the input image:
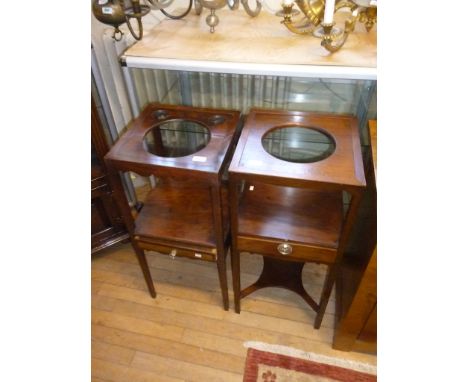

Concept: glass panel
[[131, 69, 373, 116], [143, 119, 210, 158], [262, 126, 336, 163], [130, 68, 376, 152]]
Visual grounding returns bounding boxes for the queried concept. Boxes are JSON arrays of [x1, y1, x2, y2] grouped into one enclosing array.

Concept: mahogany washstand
[[228, 108, 366, 328], [105, 103, 241, 310]]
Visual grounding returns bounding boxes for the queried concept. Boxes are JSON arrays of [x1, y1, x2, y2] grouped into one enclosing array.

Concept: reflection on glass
[[262, 126, 335, 163], [143, 119, 210, 158]]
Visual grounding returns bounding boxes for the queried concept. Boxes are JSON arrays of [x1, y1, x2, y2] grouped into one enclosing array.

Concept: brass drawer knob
[[169, 249, 177, 259], [277, 243, 292, 256]]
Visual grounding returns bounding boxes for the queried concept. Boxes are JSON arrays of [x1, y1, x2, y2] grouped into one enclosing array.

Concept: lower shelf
[[238, 182, 343, 248], [134, 178, 229, 250]]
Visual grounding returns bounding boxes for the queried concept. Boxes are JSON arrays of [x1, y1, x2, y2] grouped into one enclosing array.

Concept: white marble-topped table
[[121, 8, 376, 80]]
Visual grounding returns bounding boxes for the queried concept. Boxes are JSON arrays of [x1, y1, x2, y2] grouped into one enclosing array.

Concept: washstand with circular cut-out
[[105, 103, 241, 310], [228, 108, 366, 328]]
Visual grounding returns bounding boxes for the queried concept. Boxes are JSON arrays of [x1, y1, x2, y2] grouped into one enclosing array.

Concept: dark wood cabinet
[[91, 96, 129, 254]]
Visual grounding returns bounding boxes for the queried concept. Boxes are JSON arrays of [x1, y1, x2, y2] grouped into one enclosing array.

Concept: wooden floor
[[92, 243, 377, 381]]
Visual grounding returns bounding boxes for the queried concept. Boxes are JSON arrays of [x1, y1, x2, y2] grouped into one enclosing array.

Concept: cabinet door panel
[[91, 95, 129, 254]]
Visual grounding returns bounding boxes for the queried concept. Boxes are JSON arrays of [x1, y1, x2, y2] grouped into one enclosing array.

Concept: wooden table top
[[123, 8, 376, 79], [105, 103, 241, 181], [229, 109, 366, 190]]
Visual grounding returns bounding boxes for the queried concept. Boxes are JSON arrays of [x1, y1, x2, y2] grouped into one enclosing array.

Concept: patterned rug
[[243, 343, 377, 382]]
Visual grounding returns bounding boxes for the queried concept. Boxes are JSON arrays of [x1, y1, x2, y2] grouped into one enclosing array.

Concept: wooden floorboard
[[91, 339, 136, 366], [92, 243, 376, 381], [92, 357, 183, 382], [93, 249, 335, 307], [92, 324, 245, 374]]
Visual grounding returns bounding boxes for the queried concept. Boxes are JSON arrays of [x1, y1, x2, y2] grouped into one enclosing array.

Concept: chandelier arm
[[320, 13, 355, 53], [227, 0, 240, 10], [343, 8, 361, 33], [125, 13, 144, 40], [361, 6, 377, 31], [240, 0, 262, 17], [282, 20, 316, 35], [335, 0, 358, 11], [123, 1, 150, 40], [145, 0, 175, 10], [161, 0, 193, 19], [294, 0, 324, 26], [197, 0, 227, 9], [321, 31, 349, 52], [194, 0, 203, 14]]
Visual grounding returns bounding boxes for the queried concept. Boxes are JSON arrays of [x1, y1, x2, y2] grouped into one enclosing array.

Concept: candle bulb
[[282, 0, 294, 6], [323, 0, 336, 24]]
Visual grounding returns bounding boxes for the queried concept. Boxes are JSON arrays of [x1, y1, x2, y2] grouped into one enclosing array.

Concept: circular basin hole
[[143, 119, 211, 158], [262, 126, 336, 163]]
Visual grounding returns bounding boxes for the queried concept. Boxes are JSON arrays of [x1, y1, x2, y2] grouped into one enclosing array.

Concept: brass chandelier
[[92, 0, 376, 53], [280, 0, 377, 52], [92, 0, 262, 40]]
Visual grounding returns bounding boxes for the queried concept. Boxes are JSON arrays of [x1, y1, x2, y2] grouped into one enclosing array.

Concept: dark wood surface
[[240, 257, 320, 312], [334, 249, 377, 353], [104, 103, 242, 310], [134, 178, 229, 249], [358, 303, 377, 344], [229, 108, 366, 191], [91, 96, 129, 254], [229, 109, 365, 329], [333, 120, 377, 353], [238, 182, 343, 248], [106, 103, 242, 182]]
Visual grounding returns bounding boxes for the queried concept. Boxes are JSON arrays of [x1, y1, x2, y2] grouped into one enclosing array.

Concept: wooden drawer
[[237, 235, 337, 264], [135, 238, 217, 262]]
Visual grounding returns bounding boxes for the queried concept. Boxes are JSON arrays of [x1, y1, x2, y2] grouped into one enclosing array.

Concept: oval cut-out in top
[[143, 119, 211, 158], [261, 126, 336, 163]]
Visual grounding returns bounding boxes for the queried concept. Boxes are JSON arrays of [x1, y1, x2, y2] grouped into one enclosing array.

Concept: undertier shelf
[[134, 179, 229, 249], [238, 182, 343, 249]]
